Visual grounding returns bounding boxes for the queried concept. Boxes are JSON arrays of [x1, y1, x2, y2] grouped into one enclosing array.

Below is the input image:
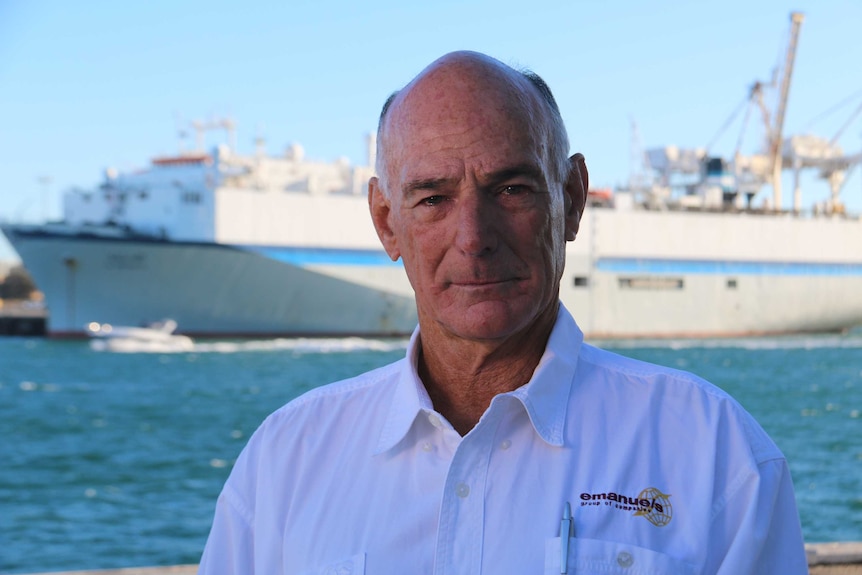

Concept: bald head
[[375, 51, 570, 197]]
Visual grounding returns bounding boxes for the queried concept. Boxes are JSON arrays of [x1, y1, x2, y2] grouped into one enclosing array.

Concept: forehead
[[383, 60, 550, 185], [390, 128, 544, 186]]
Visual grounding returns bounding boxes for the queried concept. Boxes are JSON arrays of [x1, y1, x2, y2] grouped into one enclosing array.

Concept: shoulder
[[578, 342, 730, 400], [576, 343, 783, 464], [225, 358, 406, 483], [215, 358, 408, 528]]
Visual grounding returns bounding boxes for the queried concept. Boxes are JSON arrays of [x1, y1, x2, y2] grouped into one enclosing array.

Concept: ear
[[368, 176, 401, 261], [563, 153, 589, 241]]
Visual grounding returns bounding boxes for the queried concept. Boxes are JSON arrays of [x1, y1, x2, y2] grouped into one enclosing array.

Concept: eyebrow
[[483, 164, 545, 187], [401, 163, 546, 198], [402, 177, 455, 198]]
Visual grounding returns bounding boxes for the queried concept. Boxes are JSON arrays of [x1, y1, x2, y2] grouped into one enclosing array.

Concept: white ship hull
[[5, 206, 862, 338], [2, 227, 417, 337], [563, 209, 862, 338]]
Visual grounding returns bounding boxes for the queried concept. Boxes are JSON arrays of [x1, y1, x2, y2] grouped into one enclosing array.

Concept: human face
[[370, 64, 579, 344]]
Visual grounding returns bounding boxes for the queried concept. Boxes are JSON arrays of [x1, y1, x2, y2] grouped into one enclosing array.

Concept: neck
[[418, 305, 557, 435]]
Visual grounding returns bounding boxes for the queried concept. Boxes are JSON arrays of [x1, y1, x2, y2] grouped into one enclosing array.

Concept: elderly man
[[198, 51, 807, 574]]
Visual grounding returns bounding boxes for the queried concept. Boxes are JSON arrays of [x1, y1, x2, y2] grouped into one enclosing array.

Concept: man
[[198, 51, 807, 573]]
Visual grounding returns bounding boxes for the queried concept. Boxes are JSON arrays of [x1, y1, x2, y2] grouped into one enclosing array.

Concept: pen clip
[[560, 501, 573, 574]]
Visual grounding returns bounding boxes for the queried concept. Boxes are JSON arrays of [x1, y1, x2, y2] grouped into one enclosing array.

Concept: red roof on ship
[[151, 153, 211, 166]]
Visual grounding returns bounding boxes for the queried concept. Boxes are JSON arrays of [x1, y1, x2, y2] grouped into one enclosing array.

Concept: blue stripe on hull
[[241, 245, 398, 267], [1, 228, 398, 267], [596, 257, 862, 276]]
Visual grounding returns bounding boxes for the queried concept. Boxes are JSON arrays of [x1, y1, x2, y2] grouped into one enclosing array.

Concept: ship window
[[727, 278, 738, 289], [573, 276, 589, 287], [619, 277, 684, 290], [182, 192, 202, 204]]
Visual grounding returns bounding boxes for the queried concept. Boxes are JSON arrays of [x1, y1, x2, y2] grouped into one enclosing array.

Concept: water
[[1, 333, 861, 573]]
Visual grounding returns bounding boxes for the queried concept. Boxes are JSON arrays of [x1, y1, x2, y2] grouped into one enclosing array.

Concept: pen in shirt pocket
[[560, 501, 574, 574]]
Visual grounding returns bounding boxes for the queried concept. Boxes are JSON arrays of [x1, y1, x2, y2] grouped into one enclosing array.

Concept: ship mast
[[769, 11, 805, 210], [190, 118, 237, 152]]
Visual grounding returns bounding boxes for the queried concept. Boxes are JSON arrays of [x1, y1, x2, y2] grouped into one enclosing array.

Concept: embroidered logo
[[633, 487, 673, 526], [579, 487, 673, 527]]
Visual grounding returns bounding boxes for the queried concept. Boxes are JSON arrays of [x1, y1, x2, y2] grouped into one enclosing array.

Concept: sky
[[2, 0, 861, 262]]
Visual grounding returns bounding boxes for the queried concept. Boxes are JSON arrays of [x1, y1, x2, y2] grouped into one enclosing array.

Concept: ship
[[3, 13, 862, 339]]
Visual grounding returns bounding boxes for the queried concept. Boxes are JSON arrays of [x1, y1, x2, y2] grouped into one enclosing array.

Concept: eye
[[497, 184, 539, 209], [420, 195, 446, 206], [501, 185, 527, 196]]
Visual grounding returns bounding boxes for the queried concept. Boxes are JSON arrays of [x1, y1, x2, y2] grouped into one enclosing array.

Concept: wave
[[190, 336, 409, 354], [594, 333, 862, 351]]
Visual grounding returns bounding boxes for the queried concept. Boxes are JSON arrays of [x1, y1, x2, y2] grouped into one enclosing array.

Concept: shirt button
[[499, 439, 511, 450], [455, 483, 470, 498], [428, 413, 442, 428], [421, 442, 433, 452], [616, 551, 634, 568]]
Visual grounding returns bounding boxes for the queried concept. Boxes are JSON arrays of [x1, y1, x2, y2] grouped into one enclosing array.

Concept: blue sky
[[2, 0, 861, 261]]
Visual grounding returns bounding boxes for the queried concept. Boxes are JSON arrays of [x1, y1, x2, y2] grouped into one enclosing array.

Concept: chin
[[442, 300, 541, 341]]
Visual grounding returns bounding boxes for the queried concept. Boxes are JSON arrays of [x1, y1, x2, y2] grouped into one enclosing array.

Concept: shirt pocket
[[296, 552, 366, 575], [544, 537, 696, 575]]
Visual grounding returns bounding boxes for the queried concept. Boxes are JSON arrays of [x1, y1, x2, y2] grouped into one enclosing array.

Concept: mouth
[[449, 278, 519, 288]]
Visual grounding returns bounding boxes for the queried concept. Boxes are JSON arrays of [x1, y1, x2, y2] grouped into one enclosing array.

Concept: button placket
[[433, 410, 503, 575]]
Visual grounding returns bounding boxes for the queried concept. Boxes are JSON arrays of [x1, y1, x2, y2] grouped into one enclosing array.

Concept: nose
[[454, 192, 498, 256]]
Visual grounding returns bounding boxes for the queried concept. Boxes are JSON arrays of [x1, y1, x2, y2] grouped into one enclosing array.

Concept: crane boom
[[770, 11, 805, 210]]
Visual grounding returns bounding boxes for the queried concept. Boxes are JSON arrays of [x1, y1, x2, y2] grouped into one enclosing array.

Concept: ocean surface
[[1, 331, 861, 574]]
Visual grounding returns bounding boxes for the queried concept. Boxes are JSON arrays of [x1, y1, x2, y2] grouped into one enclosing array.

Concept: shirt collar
[[374, 304, 583, 454], [506, 304, 582, 447], [374, 326, 432, 455]]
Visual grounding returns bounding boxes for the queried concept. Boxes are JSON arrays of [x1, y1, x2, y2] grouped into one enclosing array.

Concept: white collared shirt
[[198, 305, 807, 574]]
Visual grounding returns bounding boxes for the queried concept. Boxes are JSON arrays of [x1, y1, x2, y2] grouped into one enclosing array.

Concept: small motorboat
[[86, 319, 195, 353]]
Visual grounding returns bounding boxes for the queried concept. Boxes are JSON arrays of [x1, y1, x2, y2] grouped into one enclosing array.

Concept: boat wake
[[190, 337, 409, 354]]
